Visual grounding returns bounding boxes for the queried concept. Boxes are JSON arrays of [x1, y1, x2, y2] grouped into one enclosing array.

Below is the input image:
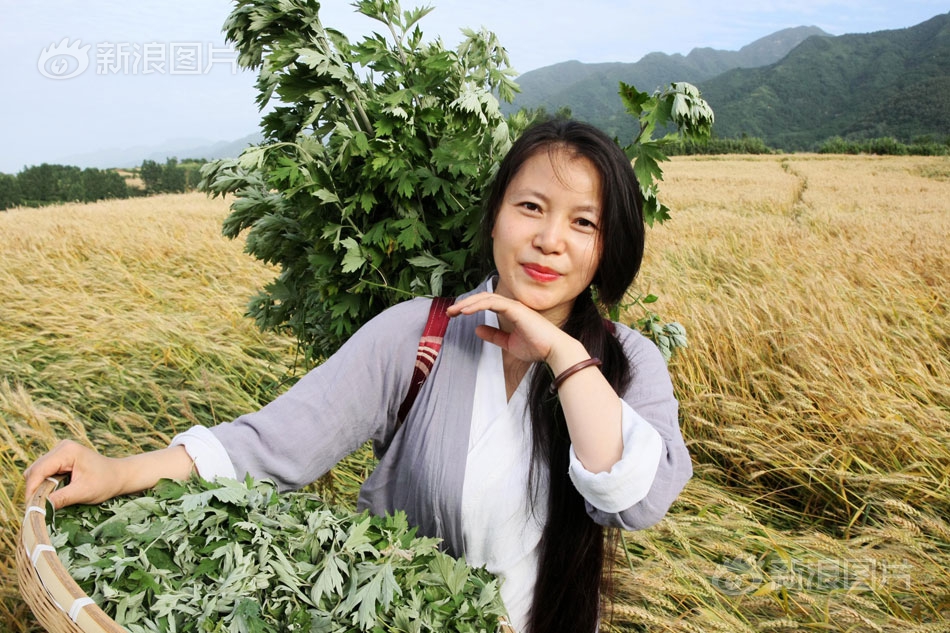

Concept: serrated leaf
[[312, 188, 340, 204], [619, 81, 650, 116], [233, 598, 268, 633], [340, 237, 366, 273], [406, 252, 444, 268], [237, 146, 266, 170]]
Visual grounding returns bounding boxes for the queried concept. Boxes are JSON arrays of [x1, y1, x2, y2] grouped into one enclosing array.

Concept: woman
[[25, 119, 692, 633]]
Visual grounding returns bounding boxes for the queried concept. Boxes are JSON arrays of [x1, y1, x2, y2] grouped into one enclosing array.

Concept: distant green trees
[[1, 157, 209, 211], [140, 158, 206, 194], [666, 134, 950, 156], [0, 173, 23, 209], [668, 135, 775, 155], [817, 135, 950, 156], [0, 164, 131, 210]]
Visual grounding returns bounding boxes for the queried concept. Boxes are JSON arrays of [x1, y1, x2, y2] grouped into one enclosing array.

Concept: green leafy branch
[[615, 81, 714, 360], [607, 294, 688, 363], [200, 0, 518, 361], [620, 81, 714, 226]]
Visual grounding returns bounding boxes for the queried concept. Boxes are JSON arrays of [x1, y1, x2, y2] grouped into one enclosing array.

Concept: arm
[[205, 297, 429, 491], [448, 291, 626, 471], [448, 292, 691, 529], [24, 297, 433, 506], [572, 324, 692, 530], [23, 440, 194, 509]]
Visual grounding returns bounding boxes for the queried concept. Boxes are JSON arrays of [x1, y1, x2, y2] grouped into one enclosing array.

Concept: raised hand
[[447, 291, 583, 369]]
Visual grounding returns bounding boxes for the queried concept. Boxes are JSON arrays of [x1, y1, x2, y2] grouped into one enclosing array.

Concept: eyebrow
[[508, 188, 601, 214]]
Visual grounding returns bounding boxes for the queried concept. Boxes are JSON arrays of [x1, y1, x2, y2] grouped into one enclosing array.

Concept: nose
[[532, 217, 567, 254]]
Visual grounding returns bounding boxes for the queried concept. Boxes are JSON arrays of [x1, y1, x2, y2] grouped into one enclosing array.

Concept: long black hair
[[480, 118, 646, 633]]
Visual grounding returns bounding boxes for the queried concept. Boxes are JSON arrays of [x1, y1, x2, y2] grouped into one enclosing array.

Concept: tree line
[[667, 134, 950, 156], [0, 158, 207, 211], [4, 133, 947, 213]]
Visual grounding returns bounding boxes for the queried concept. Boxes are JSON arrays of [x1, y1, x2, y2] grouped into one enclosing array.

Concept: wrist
[[545, 337, 591, 376], [549, 357, 603, 395], [118, 446, 194, 495]]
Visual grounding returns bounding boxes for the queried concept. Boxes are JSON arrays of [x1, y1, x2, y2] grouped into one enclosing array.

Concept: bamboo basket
[[17, 476, 125, 632], [18, 476, 518, 633]]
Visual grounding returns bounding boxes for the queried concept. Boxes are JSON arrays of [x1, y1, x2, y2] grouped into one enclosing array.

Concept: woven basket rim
[[17, 476, 126, 633]]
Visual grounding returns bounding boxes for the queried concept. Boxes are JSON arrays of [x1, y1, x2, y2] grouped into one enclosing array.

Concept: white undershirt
[[459, 283, 664, 632], [461, 308, 543, 633]]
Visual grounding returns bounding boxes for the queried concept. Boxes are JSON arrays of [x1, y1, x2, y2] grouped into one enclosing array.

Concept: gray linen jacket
[[209, 280, 692, 557]]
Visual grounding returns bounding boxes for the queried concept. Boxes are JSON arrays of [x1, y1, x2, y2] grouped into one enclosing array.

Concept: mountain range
[[53, 12, 950, 168], [55, 133, 264, 172], [502, 25, 829, 120], [508, 12, 950, 149]]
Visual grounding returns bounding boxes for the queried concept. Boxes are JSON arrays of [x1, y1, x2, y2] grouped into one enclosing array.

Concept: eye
[[574, 217, 598, 231], [520, 201, 542, 213]]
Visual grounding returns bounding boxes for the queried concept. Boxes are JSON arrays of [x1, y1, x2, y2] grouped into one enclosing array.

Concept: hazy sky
[[2, 0, 946, 173]]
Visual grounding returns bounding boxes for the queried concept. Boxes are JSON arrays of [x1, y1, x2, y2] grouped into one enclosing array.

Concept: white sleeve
[[567, 401, 663, 513], [169, 426, 238, 482]]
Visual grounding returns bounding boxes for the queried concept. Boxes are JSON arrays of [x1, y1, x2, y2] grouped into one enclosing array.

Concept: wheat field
[[1, 155, 948, 632]]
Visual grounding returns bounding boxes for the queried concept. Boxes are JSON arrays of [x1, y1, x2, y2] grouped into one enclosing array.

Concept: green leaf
[[310, 551, 347, 606], [353, 131, 371, 155], [233, 598, 268, 633], [407, 252, 445, 268], [342, 515, 374, 555], [312, 188, 340, 204], [144, 547, 178, 573], [431, 554, 470, 596], [128, 569, 162, 594], [619, 81, 650, 117], [340, 237, 366, 273], [628, 141, 669, 189], [237, 146, 266, 171]]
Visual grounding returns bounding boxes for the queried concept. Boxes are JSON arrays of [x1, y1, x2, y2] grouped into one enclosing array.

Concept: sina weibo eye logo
[[38, 38, 91, 80]]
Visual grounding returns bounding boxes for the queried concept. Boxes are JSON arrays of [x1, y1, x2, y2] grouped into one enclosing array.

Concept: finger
[[447, 293, 498, 315], [47, 483, 84, 510], [453, 295, 523, 320], [24, 441, 79, 500], [474, 324, 509, 349]]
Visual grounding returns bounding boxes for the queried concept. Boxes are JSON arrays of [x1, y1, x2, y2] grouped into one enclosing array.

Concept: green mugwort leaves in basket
[[49, 475, 508, 632]]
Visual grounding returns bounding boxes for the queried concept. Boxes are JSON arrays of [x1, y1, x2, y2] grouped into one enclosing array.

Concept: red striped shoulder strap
[[396, 296, 454, 428]]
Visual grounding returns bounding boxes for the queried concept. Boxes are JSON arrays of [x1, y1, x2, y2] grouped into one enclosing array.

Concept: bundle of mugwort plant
[[49, 476, 507, 632]]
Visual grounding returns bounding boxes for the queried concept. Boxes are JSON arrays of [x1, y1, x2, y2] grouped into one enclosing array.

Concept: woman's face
[[492, 147, 603, 326]]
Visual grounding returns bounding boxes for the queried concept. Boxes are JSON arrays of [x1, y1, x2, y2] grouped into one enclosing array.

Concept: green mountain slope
[[505, 26, 828, 140], [700, 12, 950, 149]]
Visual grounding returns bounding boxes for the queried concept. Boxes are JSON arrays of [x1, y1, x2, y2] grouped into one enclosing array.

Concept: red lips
[[522, 263, 561, 282]]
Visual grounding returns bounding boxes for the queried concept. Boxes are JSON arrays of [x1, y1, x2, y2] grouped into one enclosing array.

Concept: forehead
[[508, 147, 602, 203]]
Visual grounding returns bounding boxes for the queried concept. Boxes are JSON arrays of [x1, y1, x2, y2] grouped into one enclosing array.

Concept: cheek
[[582, 236, 602, 270], [582, 241, 604, 284]]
